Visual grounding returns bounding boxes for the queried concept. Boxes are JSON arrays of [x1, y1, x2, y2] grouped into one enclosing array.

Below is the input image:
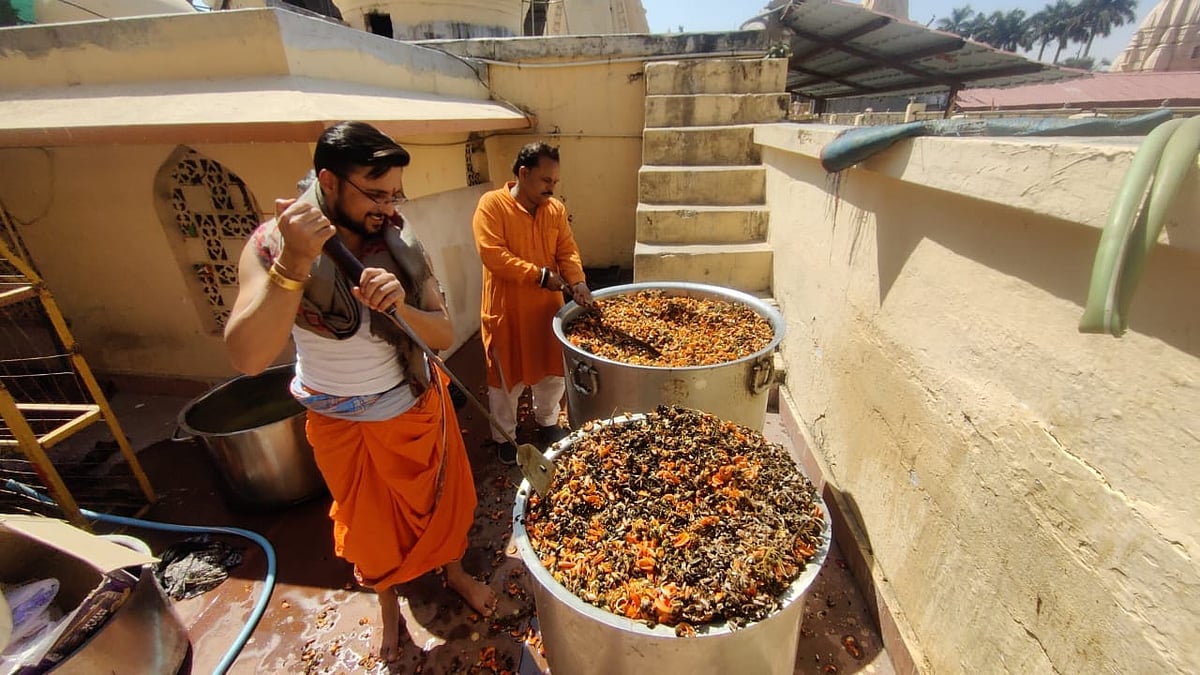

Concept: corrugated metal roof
[[771, 0, 1081, 102], [957, 71, 1200, 109]]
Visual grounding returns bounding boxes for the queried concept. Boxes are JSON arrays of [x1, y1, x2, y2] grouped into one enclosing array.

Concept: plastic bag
[[1, 581, 58, 647]]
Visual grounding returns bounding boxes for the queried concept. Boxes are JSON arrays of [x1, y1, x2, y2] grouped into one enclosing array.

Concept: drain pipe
[[1080, 115, 1200, 336], [4, 479, 276, 675], [1118, 116, 1200, 317]]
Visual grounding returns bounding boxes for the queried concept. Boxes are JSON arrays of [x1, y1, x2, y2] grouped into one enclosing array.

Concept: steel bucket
[[53, 536, 190, 675], [512, 414, 831, 675], [174, 364, 326, 510], [553, 282, 785, 432]]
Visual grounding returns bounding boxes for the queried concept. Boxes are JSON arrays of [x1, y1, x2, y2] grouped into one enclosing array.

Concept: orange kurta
[[472, 182, 585, 389], [304, 374, 476, 590]]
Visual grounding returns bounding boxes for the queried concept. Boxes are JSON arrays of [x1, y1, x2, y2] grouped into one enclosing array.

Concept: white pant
[[487, 376, 565, 443]]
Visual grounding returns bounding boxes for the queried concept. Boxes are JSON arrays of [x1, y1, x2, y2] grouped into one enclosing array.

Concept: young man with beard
[[472, 142, 594, 465], [224, 121, 496, 663]]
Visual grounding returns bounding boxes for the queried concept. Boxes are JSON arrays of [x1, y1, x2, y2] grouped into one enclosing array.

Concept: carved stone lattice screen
[[157, 147, 261, 333]]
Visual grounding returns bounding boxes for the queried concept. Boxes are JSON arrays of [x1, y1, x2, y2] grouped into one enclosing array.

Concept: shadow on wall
[[819, 483, 887, 645], [584, 265, 633, 290], [826, 165, 1200, 359]]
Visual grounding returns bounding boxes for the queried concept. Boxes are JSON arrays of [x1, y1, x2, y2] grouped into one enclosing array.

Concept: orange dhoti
[[304, 376, 477, 590]]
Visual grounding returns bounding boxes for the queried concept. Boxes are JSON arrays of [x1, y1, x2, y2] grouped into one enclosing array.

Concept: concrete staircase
[[634, 58, 790, 295]]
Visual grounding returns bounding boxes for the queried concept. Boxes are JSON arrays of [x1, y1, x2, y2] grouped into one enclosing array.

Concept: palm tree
[[1076, 0, 1139, 57], [996, 9, 1033, 51], [936, 5, 976, 35], [963, 12, 990, 40], [1030, 1, 1067, 60], [971, 9, 1032, 52], [1038, 0, 1089, 63]]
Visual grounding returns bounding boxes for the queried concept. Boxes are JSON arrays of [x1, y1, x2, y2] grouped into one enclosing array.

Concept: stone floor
[[3, 334, 894, 675]]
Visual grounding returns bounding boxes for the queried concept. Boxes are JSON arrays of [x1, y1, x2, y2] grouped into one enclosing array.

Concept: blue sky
[[641, 0, 1157, 63]]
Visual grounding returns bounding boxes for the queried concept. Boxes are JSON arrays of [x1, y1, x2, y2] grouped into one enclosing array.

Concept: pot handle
[[750, 354, 775, 394], [571, 360, 599, 396], [171, 426, 194, 442]]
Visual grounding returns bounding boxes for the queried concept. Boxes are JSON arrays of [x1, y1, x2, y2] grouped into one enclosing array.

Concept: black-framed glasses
[[339, 175, 408, 208]]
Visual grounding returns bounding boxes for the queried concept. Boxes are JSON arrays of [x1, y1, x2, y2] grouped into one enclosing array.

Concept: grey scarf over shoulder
[[295, 218, 435, 399]]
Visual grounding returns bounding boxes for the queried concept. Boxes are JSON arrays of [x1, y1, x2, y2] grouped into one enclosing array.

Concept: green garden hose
[[1079, 115, 1199, 336], [1118, 116, 1200, 322]]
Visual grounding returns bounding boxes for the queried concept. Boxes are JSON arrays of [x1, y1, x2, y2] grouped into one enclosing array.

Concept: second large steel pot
[[512, 414, 831, 674], [175, 364, 326, 511], [553, 282, 785, 431]]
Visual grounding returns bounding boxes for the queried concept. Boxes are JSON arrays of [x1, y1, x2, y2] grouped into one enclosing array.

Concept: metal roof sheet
[[772, 0, 1082, 102]]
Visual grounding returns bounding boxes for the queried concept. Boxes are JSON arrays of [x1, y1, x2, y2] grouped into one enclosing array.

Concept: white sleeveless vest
[[292, 307, 404, 396]]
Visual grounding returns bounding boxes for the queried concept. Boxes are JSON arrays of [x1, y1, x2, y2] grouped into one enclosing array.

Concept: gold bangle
[[267, 261, 306, 292]]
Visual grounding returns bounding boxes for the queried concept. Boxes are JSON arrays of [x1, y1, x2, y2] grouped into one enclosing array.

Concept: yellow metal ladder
[[0, 227, 156, 528]]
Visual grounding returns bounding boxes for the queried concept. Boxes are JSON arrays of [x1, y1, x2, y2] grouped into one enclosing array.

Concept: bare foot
[[377, 586, 403, 663], [445, 561, 497, 617]]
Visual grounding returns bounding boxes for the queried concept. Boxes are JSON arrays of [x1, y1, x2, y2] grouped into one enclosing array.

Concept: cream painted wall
[[481, 61, 647, 269], [32, 0, 195, 24], [3, 10, 292, 88], [396, 183, 489, 355], [758, 126, 1199, 672], [0, 144, 255, 382], [337, 0, 522, 37], [0, 136, 486, 383], [3, 9, 491, 101], [544, 0, 650, 35]]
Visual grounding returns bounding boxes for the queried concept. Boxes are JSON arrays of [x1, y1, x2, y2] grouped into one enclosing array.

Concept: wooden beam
[[0, 284, 37, 309], [789, 15, 894, 63], [16, 403, 100, 413], [788, 26, 945, 83], [0, 382, 87, 528], [37, 407, 102, 450], [808, 40, 966, 82], [790, 66, 883, 94], [0, 237, 158, 504]]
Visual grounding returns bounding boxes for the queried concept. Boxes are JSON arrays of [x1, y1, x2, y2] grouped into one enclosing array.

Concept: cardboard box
[[0, 515, 161, 674]]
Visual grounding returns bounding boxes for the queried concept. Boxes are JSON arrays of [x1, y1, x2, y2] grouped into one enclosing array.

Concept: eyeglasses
[[339, 175, 408, 208]]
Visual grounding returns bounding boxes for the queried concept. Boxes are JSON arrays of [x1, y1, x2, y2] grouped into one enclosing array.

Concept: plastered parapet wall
[[0, 7, 489, 98], [756, 124, 1199, 672]]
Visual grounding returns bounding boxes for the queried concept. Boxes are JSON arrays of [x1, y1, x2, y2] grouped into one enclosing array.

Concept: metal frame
[[773, 0, 1078, 109], [0, 235, 156, 527]]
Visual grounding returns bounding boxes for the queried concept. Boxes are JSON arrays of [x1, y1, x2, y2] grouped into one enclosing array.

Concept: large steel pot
[[175, 364, 326, 511], [553, 282, 785, 431], [512, 414, 831, 675]]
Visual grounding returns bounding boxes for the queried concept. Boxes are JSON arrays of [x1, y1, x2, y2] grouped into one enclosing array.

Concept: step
[[639, 165, 764, 206], [636, 204, 768, 245], [642, 125, 762, 166], [633, 242, 773, 294], [644, 58, 789, 95], [645, 93, 790, 128]]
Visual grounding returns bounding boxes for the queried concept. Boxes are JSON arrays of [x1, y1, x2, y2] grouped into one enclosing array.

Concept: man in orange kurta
[[472, 143, 593, 464]]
